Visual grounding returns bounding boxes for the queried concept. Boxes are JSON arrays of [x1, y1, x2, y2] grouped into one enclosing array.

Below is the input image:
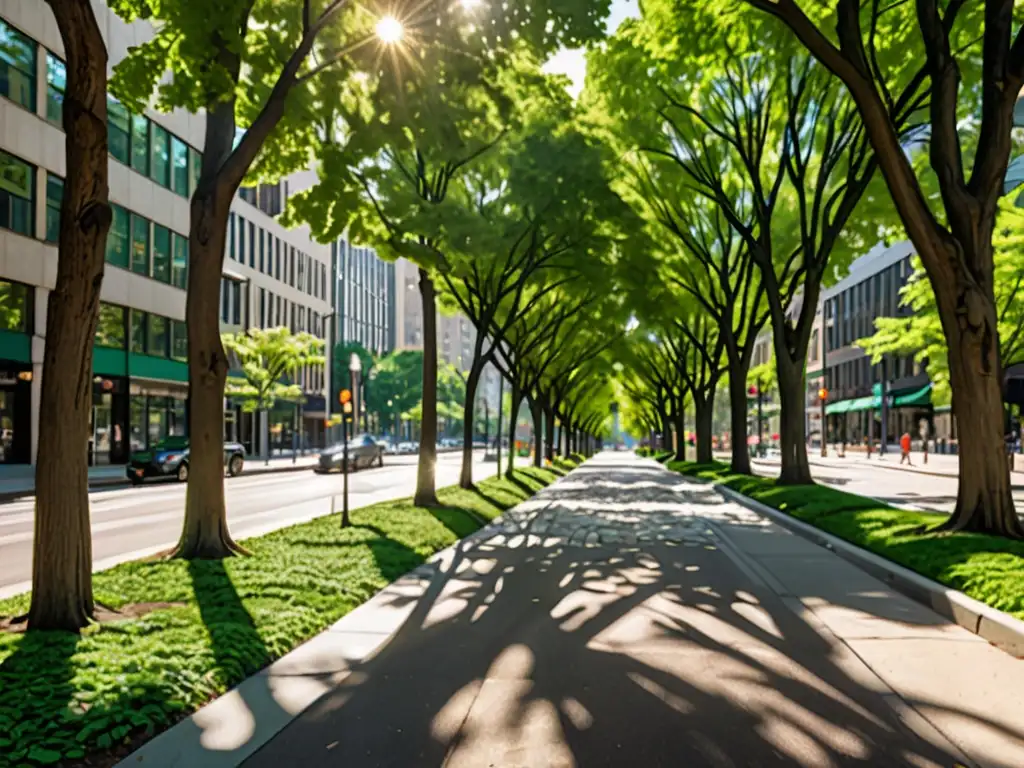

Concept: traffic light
[[818, 387, 828, 401]]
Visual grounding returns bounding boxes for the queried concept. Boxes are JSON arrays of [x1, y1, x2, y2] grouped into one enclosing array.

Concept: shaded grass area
[[0, 460, 578, 766], [666, 460, 1024, 621]]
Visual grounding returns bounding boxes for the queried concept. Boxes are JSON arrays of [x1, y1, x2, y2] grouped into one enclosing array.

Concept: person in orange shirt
[[900, 432, 913, 466]]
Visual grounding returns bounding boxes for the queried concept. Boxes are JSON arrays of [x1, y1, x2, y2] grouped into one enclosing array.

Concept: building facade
[[0, 0, 330, 466], [334, 238, 394, 356]]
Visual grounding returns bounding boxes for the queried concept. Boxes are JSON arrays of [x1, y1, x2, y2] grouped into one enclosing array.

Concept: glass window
[[0, 150, 34, 237], [130, 395, 145, 450], [152, 225, 171, 283], [248, 222, 255, 267], [172, 233, 188, 289], [45, 174, 63, 243], [171, 321, 187, 361], [130, 309, 146, 353], [0, 20, 36, 110], [146, 314, 168, 357], [108, 97, 130, 164], [231, 281, 241, 325], [95, 303, 126, 349], [259, 229, 265, 272], [106, 204, 130, 268], [46, 53, 65, 124], [0, 280, 30, 333], [238, 216, 246, 262], [169, 397, 187, 436], [228, 213, 236, 260], [131, 214, 150, 275], [150, 123, 170, 187], [188, 147, 201, 194], [130, 114, 149, 175], [171, 136, 188, 197], [148, 396, 168, 446]]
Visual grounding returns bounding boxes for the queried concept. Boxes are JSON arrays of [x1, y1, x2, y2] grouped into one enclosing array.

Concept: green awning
[[894, 383, 932, 408], [825, 395, 878, 415]]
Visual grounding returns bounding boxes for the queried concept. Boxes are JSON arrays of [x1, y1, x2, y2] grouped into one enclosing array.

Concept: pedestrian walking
[[900, 431, 913, 466]]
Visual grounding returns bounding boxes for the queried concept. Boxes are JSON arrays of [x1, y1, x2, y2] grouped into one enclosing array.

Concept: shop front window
[[0, 150, 34, 237], [130, 395, 145, 451], [170, 397, 187, 436], [0, 280, 31, 333], [148, 396, 168, 447]]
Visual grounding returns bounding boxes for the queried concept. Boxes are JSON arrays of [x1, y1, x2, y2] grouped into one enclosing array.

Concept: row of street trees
[[30, 0, 620, 631], [599, 0, 1024, 539]]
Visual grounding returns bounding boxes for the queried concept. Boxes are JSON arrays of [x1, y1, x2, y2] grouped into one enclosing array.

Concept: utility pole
[[820, 304, 828, 457]]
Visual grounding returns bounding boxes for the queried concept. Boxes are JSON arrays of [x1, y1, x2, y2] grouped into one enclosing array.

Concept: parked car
[[315, 434, 384, 473], [398, 441, 418, 454], [127, 436, 245, 484]]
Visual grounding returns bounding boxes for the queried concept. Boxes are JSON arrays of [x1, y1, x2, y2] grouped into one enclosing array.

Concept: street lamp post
[[341, 352, 362, 528]]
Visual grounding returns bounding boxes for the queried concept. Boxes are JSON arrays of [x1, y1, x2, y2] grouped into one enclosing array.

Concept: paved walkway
[[126, 453, 1024, 768]]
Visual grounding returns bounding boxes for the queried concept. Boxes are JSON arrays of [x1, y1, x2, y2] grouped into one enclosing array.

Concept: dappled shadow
[[240, 455, 1020, 767]]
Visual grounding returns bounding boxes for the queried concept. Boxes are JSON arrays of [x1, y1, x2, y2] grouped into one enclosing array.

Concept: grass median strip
[[0, 459, 578, 767], [665, 460, 1024, 622]]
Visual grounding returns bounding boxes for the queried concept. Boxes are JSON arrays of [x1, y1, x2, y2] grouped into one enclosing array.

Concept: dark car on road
[[127, 436, 246, 484], [315, 434, 384, 473]]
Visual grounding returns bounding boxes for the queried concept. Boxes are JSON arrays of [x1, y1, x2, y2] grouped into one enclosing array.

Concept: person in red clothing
[[900, 432, 913, 465]]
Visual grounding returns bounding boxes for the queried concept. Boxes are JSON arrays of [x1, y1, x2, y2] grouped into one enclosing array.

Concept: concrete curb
[[115, 458, 586, 768], [712, 483, 1024, 658]]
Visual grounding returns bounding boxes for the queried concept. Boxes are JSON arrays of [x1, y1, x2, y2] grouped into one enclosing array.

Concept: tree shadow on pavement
[[239, 460, 1024, 768]]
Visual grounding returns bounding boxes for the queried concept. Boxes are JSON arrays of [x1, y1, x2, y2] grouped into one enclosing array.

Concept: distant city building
[[334, 239, 394, 357]]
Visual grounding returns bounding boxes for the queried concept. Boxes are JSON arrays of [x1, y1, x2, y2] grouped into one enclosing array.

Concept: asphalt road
[[240, 453, 968, 768], [751, 456, 1024, 515], [0, 451, 506, 597]]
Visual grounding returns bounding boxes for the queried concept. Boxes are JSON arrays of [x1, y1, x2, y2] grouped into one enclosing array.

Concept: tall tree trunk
[[936, 276, 1023, 535], [28, 0, 109, 631], [545, 405, 556, 462], [695, 396, 714, 464], [673, 401, 686, 462], [530, 397, 543, 467], [506, 382, 521, 477], [458, 360, 482, 488], [776, 355, 812, 485], [173, 102, 244, 559], [659, 408, 672, 453], [727, 356, 753, 475], [415, 269, 439, 505]]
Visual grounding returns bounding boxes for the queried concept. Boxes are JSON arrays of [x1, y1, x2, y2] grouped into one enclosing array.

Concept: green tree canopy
[[223, 328, 325, 412]]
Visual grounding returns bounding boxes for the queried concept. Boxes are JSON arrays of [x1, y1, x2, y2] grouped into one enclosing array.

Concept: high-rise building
[[392, 257, 477, 370], [0, 2, 331, 466], [334, 239, 394, 356]]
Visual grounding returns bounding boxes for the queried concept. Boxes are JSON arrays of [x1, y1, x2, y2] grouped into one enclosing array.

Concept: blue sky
[[542, 0, 638, 96]]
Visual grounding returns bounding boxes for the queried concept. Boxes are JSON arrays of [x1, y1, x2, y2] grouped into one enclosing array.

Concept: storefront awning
[[893, 383, 932, 408]]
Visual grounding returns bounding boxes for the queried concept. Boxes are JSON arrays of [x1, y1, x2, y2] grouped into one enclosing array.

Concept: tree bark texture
[[415, 269, 440, 506], [694, 397, 714, 464], [660, 408, 672, 453], [673, 404, 686, 462], [775, 355, 812, 485], [29, 0, 110, 631], [727, 358, 753, 475], [506, 383, 521, 477], [545, 406, 556, 463], [530, 397, 543, 467], [458, 360, 482, 489]]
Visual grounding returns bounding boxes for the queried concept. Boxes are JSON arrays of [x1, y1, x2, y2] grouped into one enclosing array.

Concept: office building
[[0, 1, 330, 466], [334, 238, 394, 356]]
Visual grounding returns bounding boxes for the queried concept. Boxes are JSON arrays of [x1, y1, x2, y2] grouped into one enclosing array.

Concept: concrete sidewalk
[[122, 453, 1024, 768], [791, 450, 1024, 481]]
